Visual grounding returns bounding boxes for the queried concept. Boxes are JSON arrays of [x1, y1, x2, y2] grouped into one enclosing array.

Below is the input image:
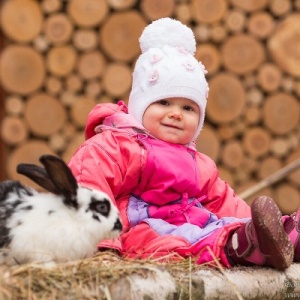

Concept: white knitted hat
[[128, 18, 209, 141]]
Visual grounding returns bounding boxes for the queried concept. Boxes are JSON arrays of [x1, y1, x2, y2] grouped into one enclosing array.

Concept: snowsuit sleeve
[[67, 130, 143, 208], [196, 152, 251, 219]]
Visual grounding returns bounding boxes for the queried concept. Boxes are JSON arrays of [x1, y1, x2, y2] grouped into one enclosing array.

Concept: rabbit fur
[[0, 155, 122, 265]]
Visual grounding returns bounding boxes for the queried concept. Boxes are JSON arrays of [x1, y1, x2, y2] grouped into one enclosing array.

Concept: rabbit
[[0, 154, 122, 265]]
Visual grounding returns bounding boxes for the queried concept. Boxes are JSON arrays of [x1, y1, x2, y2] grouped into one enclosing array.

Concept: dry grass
[[0, 251, 211, 300]]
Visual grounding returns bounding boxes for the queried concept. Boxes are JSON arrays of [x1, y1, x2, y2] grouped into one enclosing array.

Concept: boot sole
[[251, 196, 294, 270]]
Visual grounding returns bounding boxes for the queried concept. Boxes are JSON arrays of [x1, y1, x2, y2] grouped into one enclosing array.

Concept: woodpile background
[[0, 0, 299, 213]]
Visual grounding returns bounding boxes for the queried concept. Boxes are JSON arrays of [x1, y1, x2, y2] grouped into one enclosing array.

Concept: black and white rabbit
[[0, 155, 122, 265]]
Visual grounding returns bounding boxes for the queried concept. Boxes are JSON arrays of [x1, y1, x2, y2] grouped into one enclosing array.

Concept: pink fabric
[[68, 102, 252, 267]]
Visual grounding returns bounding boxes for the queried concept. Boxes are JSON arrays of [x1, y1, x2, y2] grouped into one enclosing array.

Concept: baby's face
[[142, 97, 200, 144]]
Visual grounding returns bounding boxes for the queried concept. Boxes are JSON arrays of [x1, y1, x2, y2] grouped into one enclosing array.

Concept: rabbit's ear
[[39, 155, 79, 208], [17, 163, 60, 194]]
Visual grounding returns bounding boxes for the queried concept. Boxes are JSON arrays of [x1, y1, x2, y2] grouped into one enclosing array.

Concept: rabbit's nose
[[113, 218, 123, 231]]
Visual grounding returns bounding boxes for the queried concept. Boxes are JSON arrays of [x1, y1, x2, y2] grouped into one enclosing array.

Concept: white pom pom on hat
[[139, 18, 196, 55], [128, 18, 209, 142]]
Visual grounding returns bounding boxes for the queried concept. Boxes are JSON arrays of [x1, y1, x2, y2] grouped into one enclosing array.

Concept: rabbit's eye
[[90, 198, 111, 217]]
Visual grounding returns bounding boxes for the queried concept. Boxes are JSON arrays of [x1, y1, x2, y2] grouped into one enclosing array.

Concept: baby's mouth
[[162, 123, 182, 130]]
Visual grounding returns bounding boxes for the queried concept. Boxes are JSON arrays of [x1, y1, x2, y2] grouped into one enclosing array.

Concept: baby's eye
[[183, 105, 194, 111], [157, 100, 169, 106]]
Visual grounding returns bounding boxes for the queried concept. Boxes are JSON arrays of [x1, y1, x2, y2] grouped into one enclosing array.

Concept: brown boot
[[226, 196, 294, 270]]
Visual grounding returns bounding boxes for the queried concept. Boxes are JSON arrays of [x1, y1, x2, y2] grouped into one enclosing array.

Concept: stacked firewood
[[0, 0, 299, 213]]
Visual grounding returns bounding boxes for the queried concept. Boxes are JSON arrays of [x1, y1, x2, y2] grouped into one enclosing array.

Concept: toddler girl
[[68, 18, 300, 269]]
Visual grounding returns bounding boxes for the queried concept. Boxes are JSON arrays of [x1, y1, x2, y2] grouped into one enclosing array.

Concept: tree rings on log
[[70, 97, 96, 128], [191, 0, 227, 24], [102, 63, 132, 98], [257, 63, 282, 92], [100, 11, 147, 62], [7, 140, 55, 188], [67, 0, 108, 27], [141, 0, 175, 20], [243, 127, 271, 158], [268, 14, 300, 77], [206, 73, 246, 124], [77, 51, 106, 80], [222, 34, 265, 74], [0, 0, 42, 42], [107, 0, 138, 10], [1, 116, 28, 145], [44, 13, 73, 44], [72, 29, 97, 51], [195, 44, 221, 75], [46, 45, 77, 77], [222, 140, 244, 169], [24, 93, 67, 137], [263, 93, 300, 135], [0, 46, 45, 95], [247, 12, 274, 39], [196, 125, 220, 161], [230, 0, 268, 12]]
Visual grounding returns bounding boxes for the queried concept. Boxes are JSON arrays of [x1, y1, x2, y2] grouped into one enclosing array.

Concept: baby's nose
[[169, 109, 182, 119]]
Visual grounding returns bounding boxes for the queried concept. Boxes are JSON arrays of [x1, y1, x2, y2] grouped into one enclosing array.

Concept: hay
[[0, 251, 212, 299]]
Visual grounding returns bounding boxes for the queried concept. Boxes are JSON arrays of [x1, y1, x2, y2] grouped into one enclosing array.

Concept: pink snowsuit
[[68, 102, 252, 267]]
